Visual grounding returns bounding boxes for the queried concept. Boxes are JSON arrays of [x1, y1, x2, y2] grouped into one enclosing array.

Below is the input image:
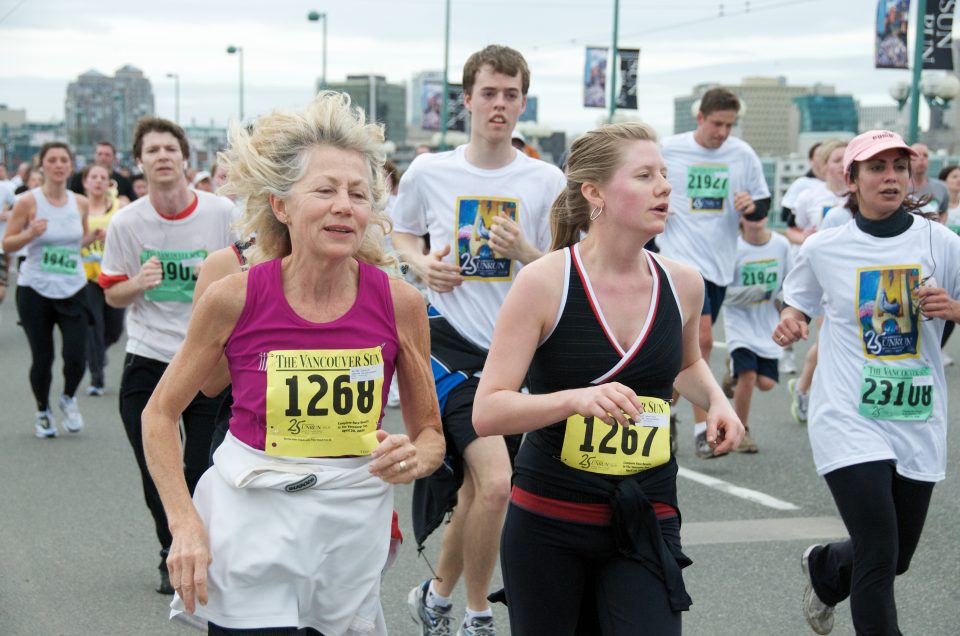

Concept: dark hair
[[38, 141, 74, 164], [95, 141, 117, 155], [132, 117, 190, 161], [698, 88, 740, 117], [845, 154, 928, 215], [462, 45, 530, 96], [808, 142, 822, 161], [938, 164, 960, 182]]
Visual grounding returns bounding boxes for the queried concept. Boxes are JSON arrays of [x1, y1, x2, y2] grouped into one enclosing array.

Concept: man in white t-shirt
[[659, 87, 771, 459], [99, 117, 236, 596], [392, 45, 565, 636]]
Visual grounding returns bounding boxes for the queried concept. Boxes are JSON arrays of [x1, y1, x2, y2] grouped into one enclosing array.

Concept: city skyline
[[0, 0, 953, 139]]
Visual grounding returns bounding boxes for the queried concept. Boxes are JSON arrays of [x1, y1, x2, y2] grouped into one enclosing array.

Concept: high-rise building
[[65, 65, 155, 160], [519, 95, 538, 123], [325, 75, 407, 146], [857, 104, 903, 134], [793, 94, 858, 135]]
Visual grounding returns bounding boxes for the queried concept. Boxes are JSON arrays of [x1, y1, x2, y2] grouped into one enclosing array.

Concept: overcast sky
[[0, 0, 954, 140]]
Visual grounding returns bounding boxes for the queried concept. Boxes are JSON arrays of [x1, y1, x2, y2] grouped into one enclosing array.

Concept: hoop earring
[[589, 204, 604, 221]]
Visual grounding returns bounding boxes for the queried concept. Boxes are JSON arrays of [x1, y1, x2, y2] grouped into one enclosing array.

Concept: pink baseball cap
[[843, 130, 918, 176]]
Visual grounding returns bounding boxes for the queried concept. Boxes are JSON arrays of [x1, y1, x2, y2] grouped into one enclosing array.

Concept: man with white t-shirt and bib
[[99, 117, 236, 596], [392, 45, 565, 636], [659, 87, 771, 459]]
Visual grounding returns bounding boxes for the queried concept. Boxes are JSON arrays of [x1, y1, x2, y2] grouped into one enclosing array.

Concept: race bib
[[40, 246, 80, 275], [688, 165, 729, 213], [858, 364, 933, 421], [265, 348, 384, 457], [140, 249, 207, 302], [560, 397, 670, 475], [740, 259, 779, 296]]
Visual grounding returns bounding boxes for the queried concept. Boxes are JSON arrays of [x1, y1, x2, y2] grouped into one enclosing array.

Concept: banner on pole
[[447, 84, 467, 132], [922, 0, 955, 70], [616, 49, 640, 110], [875, 0, 911, 69], [584, 46, 608, 108], [421, 81, 442, 130]]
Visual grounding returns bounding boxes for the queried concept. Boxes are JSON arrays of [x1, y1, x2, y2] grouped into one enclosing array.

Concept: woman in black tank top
[[474, 123, 743, 635]]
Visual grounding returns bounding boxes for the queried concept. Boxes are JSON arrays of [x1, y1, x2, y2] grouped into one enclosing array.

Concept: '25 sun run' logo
[[856, 265, 922, 359], [455, 196, 519, 281]]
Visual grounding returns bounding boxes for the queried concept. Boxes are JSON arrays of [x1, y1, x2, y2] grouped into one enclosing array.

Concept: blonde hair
[[551, 122, 659, 251], [219, 91, 393, 268], [815, 139, 847, 166]]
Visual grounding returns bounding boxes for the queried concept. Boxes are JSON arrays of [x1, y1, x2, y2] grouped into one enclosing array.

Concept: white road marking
[[682, 516, 848, 546], [678, 466, 801, 510]]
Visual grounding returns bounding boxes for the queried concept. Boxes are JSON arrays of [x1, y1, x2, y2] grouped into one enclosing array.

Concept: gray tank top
[[18, 187, 86, 298]]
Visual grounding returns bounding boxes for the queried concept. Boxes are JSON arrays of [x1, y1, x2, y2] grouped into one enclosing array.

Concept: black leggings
[[16, 285, 88, 411], [208, 623, 322, 636], [500, 503, 682, 635], [809, 461, 934, 635], [85, 280, 125, 387], [119, 353, 219, 551]]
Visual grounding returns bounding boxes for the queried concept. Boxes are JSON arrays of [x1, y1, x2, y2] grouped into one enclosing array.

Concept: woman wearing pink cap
[[774, 130, 960, 635]]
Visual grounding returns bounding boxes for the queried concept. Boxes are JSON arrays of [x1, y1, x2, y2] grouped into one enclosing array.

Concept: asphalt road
[[1, 295, 958, 635]]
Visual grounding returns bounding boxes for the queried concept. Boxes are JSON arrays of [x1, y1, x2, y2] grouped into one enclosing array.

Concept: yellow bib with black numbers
[[858, 364, 933, 421], [560, 396, 670, 476], [265, 348, 384, 457]]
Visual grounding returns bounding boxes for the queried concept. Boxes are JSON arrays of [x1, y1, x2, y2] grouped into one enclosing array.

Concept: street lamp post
[[440, 0, 451, 150], [166, 73, 180, 125], [307, 11, 327, 89], [608, 0, 620, 123], [226, 45, 245, 121]]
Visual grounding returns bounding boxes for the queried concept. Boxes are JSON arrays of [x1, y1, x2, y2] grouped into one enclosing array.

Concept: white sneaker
[[788, 379, 809, 425], [35, 410, 58, 438], [779, 349, 798, 374], [58, 394, 84, 433], [801, 544, 835, 634]]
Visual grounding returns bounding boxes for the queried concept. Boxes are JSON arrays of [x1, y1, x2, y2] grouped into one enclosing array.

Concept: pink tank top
[[226, 258, 399, 453]]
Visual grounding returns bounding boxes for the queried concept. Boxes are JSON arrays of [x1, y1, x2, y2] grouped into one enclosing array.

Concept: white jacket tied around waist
[[171, 432, 393, 635]]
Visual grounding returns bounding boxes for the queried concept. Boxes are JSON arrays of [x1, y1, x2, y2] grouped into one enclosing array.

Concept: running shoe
[[157, 549, 174, 594], [59, 393, 84, 433], [734, 428, 758, 453], [35, 410, 58, 438], [779, 348, 798, 374], [801, 544, 835, 634], [694, 430, 726, 459], [721, 370, 736, 399], [409, 580, 453, 636], [458, 616, 496, 636], [87, 385, 105, 397], [788, 379, 809, 425]]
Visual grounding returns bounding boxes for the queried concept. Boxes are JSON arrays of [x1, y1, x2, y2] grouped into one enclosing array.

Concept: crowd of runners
[[2, 42, 959, 636]]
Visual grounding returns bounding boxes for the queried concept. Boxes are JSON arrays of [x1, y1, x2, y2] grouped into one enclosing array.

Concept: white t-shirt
[[792, 181, 847, 231], [820, 205, 854, 231], [723, 232, 791, 360], [101, 191, 237, 363], [391, 145, 565, 350], [659, 132, 770, 286], [0, 181, 16, 251], [783, 215, 960, 482], [781, 174, 821, 210], [945, 205, 960, 234]]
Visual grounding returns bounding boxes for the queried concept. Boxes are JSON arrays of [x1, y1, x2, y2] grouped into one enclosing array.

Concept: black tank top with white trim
[[514, 244, 683, 503]]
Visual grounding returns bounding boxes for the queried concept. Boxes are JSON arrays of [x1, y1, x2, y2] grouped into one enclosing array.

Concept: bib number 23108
[[858, 365, 933, 421], [560, 396, 670, 475], [265, 348, 384, 457]]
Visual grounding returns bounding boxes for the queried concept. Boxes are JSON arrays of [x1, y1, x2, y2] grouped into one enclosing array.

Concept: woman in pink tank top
[[140, 93, 444, 635]]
